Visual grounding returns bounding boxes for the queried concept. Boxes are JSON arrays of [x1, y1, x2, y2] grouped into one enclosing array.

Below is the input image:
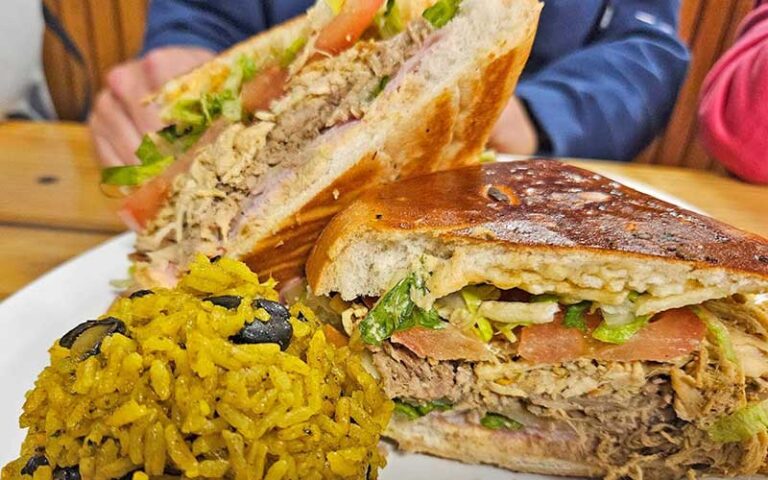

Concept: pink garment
[[698, 2, 768, 184]]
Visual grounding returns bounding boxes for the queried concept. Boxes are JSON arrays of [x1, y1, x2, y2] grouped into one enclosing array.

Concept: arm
[[512, 0, 690, 161], [698, 3, 768, 184]]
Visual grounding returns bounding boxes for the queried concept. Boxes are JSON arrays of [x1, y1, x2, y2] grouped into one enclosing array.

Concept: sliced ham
[[519, 308, 705, 364], [391, 324, 494, 362]]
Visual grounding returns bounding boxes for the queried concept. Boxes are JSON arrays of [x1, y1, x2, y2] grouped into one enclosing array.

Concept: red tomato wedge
[[392, 324, 494, 362], [118, 120, 229, 231], [314, 0, 385, 56], [240, 65, 290, 113], [519, 308, 705, 364], [117, 155, 192, 231], [518, 313, 599, 364], [598, 308, 706, 362]]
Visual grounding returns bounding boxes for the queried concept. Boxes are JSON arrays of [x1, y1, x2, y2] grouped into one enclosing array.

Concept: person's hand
[[488, 96, 539, 156], [89, 46, 215, 167]]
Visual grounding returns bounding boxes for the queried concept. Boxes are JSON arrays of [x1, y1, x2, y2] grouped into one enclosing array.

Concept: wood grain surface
[[0, 121, 766, 300]]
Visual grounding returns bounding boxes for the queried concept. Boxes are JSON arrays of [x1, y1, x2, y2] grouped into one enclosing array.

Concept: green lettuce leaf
[[393, 398, 452, 419], [564, 301, 591, 332], [169, 98, 206, 128], [359, 273, 444, 345], [592, 315, 650, 344], [279, 37, 308, 68], [460, 285, 500, 342], [531, 293, 558, 303], [376, 0, 405, 38], [708, 400, 768, 443], [157, 125, 204, 152], [368, 75, 391, 100], [238, 54, 257, 82], [694, 306, 738, 364], [423, 0, 461, 28], [135, 135, 167, 165], [102, 135, 174, 186], [101, 158, 173, 186], [480, 413, 523, 431]]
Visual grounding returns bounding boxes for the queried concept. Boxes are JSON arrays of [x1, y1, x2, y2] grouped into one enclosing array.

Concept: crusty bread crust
[[387, 414, 605, 477], [150, 0, 441, 116], [236, 1, 542, 282], [306, 160, 768, 304], [132, 0, 543, 287]]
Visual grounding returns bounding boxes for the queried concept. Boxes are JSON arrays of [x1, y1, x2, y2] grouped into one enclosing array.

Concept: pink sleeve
[[698, 4, 768, 184]]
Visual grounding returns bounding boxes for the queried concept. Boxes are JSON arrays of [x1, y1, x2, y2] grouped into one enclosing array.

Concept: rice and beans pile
[[1, 255, 392, 480]]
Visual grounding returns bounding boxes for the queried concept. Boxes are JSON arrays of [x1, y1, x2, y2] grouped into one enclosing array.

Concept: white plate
[[0, 171, 707, 478]]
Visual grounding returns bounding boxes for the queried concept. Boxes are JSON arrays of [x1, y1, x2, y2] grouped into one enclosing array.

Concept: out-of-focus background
[[42, 0, 753, 174]]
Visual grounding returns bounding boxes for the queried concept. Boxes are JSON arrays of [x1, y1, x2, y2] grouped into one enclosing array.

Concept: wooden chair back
[[42, 0, 754, 172], [43, 0, 147, 121]]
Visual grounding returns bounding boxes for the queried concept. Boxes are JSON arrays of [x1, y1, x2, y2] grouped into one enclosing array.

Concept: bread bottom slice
[[386, 414, 604, 478]]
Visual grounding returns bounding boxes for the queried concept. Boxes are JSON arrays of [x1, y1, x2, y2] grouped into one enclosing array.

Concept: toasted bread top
[[307, 160, 768, 285]]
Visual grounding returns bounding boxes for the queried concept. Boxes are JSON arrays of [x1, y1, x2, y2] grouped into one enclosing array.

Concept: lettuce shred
[[376, 0, 405, 38], [564, 301, 591, 332], [694, 306, 738, 365], [592, 315, 650, 344], [101, 136, 173, 186], [394, 398, 452, 420], [359, 273, 443, 345], [708, 400, 768, 443], [423, 0, 461, 28], [480, 413, 523, 431]]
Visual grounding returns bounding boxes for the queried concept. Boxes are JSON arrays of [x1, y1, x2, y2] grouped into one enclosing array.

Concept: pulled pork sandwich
[[107, 0, 542, 286], [306, 160, 768, 479]]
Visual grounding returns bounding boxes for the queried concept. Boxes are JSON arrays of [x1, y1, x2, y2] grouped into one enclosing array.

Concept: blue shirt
[[144, 0, 690, 161]]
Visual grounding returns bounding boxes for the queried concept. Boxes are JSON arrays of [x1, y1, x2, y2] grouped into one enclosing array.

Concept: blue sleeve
[[143, 0, 312, 54], [517, 1, 690, 161]]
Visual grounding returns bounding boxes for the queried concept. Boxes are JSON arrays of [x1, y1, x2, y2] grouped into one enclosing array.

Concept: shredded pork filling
[[373, 297, 768, 479], [136, 21, 434, 267]]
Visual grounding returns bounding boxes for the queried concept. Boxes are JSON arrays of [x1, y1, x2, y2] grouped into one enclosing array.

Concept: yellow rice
[[2, 255, 392, 480]]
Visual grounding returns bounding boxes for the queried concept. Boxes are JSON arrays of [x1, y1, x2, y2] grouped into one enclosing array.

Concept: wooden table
[[1, 120, 767, 300]]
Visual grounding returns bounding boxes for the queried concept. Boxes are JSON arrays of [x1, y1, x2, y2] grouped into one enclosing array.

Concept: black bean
[[203, 295, 242, 310], [129, 289, 154, 299], [53, 466, 81, 480], [20, 454, 49, 475], [59, 317, 127, 360], [252, 299, 290, 323], [230, 299, 293, 350]]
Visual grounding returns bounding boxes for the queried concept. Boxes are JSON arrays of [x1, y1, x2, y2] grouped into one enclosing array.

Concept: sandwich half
[[109, 0, 542, 286], [306, 159, 768, 479]]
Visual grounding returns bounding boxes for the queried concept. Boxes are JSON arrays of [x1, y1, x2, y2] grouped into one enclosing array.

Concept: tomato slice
[[519, 308, 705, 364], [391, 324, 494, 362], [315, 0, 385, 56], [518, 313, 601, 364], [240, 65, 290, 113], [117, 156, 192, 231], [118, 120, 230, 231], [598, 308, 706, 362]]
